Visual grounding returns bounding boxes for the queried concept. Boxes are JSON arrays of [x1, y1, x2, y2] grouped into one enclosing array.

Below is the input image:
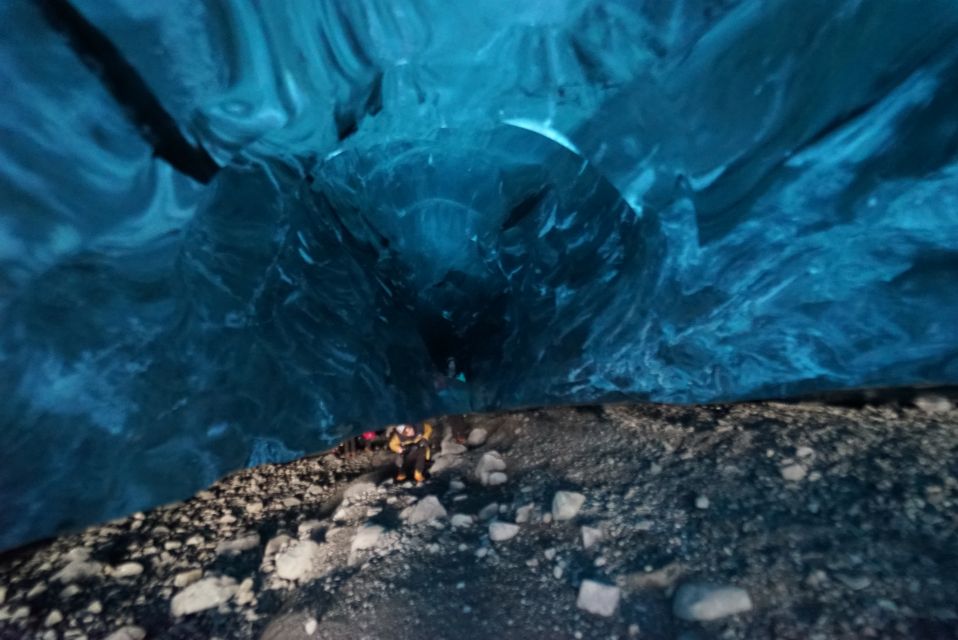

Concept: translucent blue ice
[[1, 0, 957, 549]]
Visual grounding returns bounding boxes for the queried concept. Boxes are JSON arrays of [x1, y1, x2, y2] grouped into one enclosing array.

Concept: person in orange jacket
[[388, 421, 433, 483]]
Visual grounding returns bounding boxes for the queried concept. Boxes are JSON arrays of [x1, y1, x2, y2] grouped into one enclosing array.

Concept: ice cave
[[1, 0, 957, 551]]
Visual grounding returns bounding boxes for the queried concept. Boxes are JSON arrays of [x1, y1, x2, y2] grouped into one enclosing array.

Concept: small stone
[[171, 576, 238, 616], [164, 540, 182, 551], [0, 586, 5, 604], [478, 503, 500, 521], [349, 525, 384, 565], [245, 501, 264, 515], [695, 495, 710, 510], [186, 535, 204, 546], [103, 626, 146, 640], [544, 548, 557, 561], [27, 583, 47, 599], [344, 481, 376, 501], [489, 521, 520, 542], [449, 480, 466, 492], [796, 446, 815, 459], [275, 540, 322, 581], [451, 514, 474, 528], [476, 451, 507, 485], [173, 569, 204, 588], [405, 496, 447, 525], [553, 566, 563, 579], [628, 623, 640, 636], [673, 583, 753, 621], [10, 606, 30, 621], [552, 491, 586, 521], [515, 504, 536, 524], [581, 526, 603, 549], [60, 584, 81, 599], [282, 497, 302, 508], [441, 440, 468, 456], [298, 520, 323, 538], [304, 618, 318, 635], [215, 532, 261, 556], [113, 562, 144, 578], [486, 472, 508, 486], [44, 609, 63, 626], [542, 513, 552, 524], [780, 464, 807, 482], [577, 580, 620, 617], [914, 394, 953, 414], [52, 558, 103, 583], [87, 600, 103, 614], [837, 574, 872, 591], [466, 428, 488, 446]]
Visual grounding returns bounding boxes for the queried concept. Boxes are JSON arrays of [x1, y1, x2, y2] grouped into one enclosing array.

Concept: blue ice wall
[[1, 0, 957, 549]]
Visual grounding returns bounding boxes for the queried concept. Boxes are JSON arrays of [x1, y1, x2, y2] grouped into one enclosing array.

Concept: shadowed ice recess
[[1, 0, 957, 550]]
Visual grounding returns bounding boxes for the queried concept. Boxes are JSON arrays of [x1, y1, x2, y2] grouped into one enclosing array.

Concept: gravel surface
[[1, 394, 956, 639]]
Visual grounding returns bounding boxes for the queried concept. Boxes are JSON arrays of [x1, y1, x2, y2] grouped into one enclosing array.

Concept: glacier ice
[[1, 0, 957, 549]]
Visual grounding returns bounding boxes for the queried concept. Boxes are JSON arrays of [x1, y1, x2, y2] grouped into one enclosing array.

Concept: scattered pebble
[[552, 491, 586, 521], [780, 464, 807, 482], [576, 580, 621, 617], [489, 521, 520, 542], [673, 583, 753, 621]]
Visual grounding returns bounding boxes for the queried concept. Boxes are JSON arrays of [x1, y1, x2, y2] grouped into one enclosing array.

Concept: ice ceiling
[[1, 0, 957, 549]]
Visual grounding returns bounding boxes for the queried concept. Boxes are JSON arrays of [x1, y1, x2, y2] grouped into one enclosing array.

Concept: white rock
[[515, 504, 536, 524], [485, 472, 508, 486], [466, 428, 488, 446], [552, 491, 586, 521], [780, 464, 807, 482], [245, 501, 264, 515], [52, 559, 103, 583], [544, 548, 557, 561], [171, 576, 238, 616], [349, 525, 384, 565], [478, 502, 500, 520], [104, 626, 147, 640], [577, 580, 621, 617], [441, 441, 467, 456], [344, 481, 377, 501], [581, 526, 603, 550], [796, 446, 815, 459], [451, 514, 474, 528], [275, 540, 322, 581], [406, 496, 447, 525], [449, 480, 466, 492], [297, 520, 323, 539], [673, 583, 753, 621], [304, 617, 318, 635], [489, 522, 520, 542], [173, 569, 203, 588], [87, 600, 103, 614], [44, 609, 63, 626], [112, 562, 144, 578], [915, 394, 954, 414], [60, 584, 81, 598], [264, 534, 292, 558], [215, 532, 261, 556], [476, 451, 507, 485], [0, 586, 5, 604], [695, 495, 710, 510]]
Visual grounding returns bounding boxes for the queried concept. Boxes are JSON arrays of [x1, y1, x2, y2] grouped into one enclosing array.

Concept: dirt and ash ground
[[1, 395, 957, 640]]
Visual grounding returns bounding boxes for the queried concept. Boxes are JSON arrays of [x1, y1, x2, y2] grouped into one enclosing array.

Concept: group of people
[[335, 420, 437, 484]]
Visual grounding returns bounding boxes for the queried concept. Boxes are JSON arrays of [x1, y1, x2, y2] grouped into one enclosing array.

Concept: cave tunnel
[[0, 0, 957, 552]]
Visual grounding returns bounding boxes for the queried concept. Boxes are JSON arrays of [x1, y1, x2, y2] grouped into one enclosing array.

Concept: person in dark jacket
[[388, 421, 433, 483]]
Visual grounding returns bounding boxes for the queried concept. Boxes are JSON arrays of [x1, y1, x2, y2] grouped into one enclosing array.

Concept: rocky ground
[[1, 394, 957, 640]]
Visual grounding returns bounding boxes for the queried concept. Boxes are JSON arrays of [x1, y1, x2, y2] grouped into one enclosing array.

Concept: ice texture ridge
[[1, 0, 957, 549]]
